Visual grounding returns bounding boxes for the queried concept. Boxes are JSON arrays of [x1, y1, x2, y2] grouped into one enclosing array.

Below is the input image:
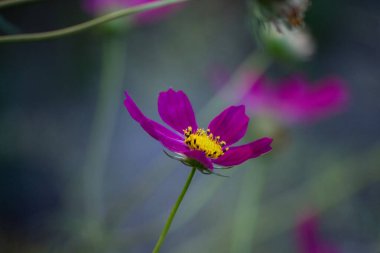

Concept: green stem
[[152, 168, 196, 253], [0, 0, 187, 43], [230, 165, 265, 253], [82, 34, 126, 242], [0, 0, 40, 9]]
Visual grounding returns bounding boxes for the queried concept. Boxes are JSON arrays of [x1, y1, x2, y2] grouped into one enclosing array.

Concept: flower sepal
[[163, 150, 229, 177]]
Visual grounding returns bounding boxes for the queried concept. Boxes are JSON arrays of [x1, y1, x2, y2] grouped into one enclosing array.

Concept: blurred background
[[0, 0, 379, 252]]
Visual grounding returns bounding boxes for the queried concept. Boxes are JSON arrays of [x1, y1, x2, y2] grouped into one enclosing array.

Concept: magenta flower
[[296, 213, 341, 253], [83, 0, 182, 24], [243, 74, 349, 125], [124, 89, 272, 172]]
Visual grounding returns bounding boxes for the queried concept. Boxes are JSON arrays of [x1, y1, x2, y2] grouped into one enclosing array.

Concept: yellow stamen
[[183, 126, 228, 159]]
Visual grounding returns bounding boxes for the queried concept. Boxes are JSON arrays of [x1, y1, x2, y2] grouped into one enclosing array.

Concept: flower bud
[[251, 0, 314, 61], [258, 22, 315, 61], [252, 0, 311, 29]]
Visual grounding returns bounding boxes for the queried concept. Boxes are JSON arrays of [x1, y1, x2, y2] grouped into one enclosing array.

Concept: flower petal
[[208, 105, 249, 145], [124, 91, 188, 153], [142, 121, 189, 153], [296, 213, 342, 253], [214, 137, 273, 166], [183, 150, 214, 171], [158, 89, 198, 134], [246, 74, 349, 124], [302, 77, 349, 122]]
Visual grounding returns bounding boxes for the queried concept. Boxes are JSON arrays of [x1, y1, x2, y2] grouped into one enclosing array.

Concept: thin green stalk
[[152, 168, 196, 253], [0, 0, 187, 43], [0, 0, 40, 9], [230, 165, 265, 253], [82, 35, 126, 242]]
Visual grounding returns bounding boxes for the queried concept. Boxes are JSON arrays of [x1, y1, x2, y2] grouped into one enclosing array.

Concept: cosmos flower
[[124, 89, 272, 172], [83, 0, 183, 24], [296, 213, 341, 253], [243, 73, 349, 125]]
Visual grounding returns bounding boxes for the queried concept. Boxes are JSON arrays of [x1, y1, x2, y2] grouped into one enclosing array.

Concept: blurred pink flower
[[82, 0, 183, 24], [296, 213, 341, 253], [243, 73, 349, 125]]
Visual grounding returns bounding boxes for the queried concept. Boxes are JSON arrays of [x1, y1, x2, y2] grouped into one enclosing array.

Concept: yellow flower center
[[183, 126, 229, 159]]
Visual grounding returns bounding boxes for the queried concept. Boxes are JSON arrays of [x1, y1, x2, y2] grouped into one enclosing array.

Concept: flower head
[[83, 0, 183, 24], [243, 74, 349, 125], [296, 213, 341, 253], [124, 89, 272, 172]]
